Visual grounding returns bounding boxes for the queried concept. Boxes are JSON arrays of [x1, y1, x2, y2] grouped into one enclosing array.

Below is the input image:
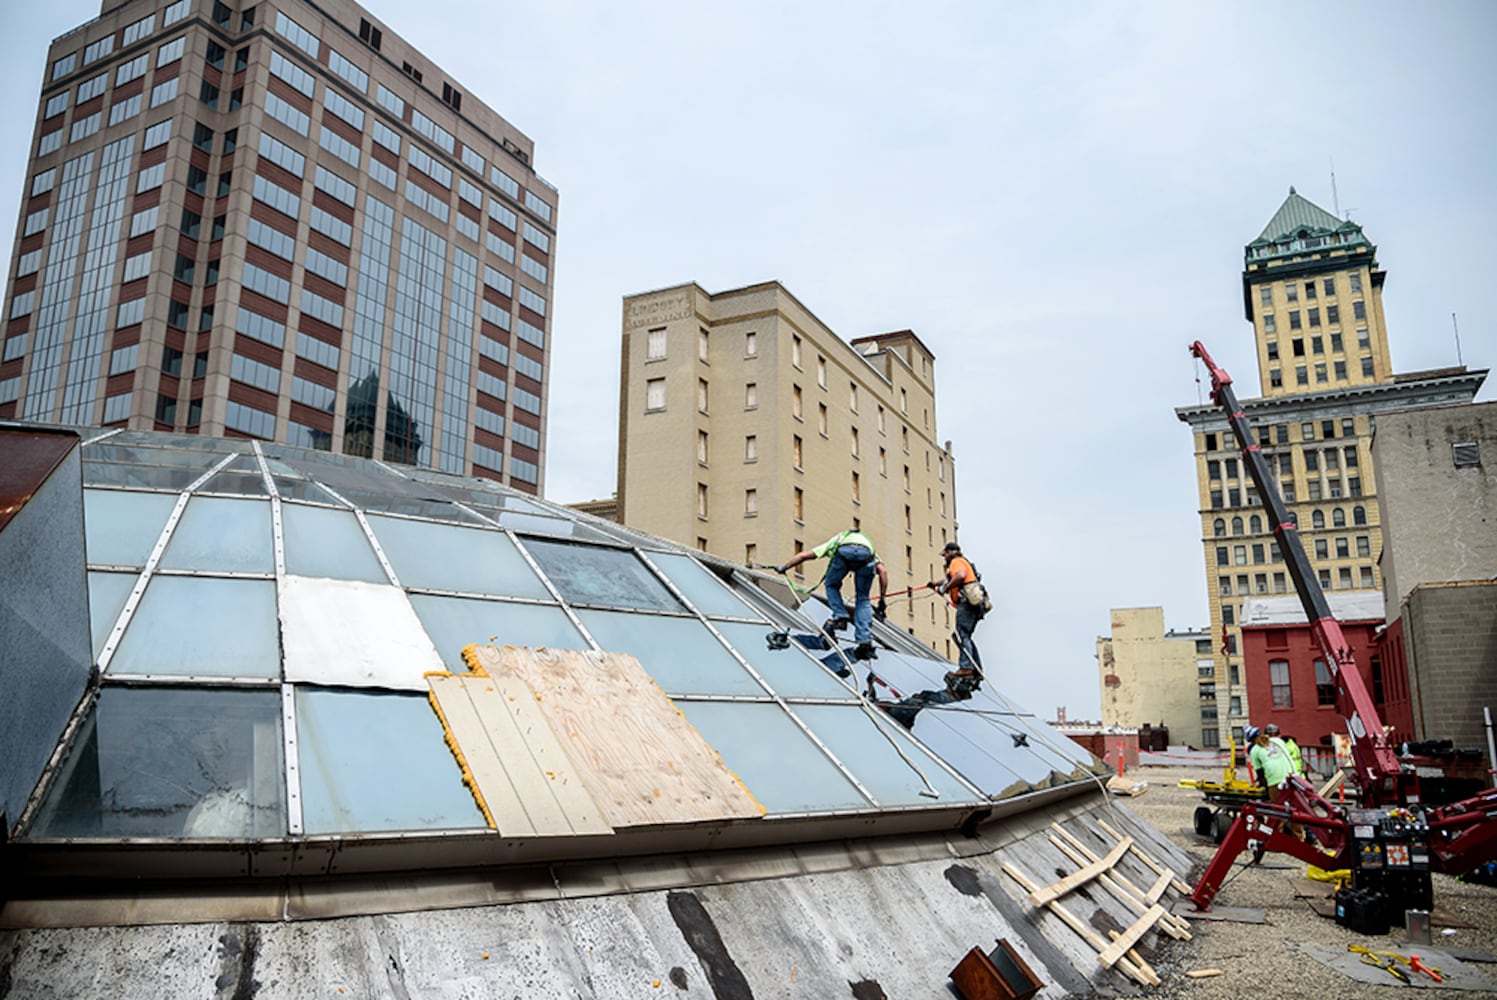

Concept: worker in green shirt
[[1247, 724, 1305, 840], [777, 529, 888, 660], [1265, 723, 1304, 776]]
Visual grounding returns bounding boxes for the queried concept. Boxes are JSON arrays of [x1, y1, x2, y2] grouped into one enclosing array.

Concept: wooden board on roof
[[467, 645, 766, 827]]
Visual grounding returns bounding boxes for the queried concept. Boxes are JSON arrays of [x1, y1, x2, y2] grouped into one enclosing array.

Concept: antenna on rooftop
[[1330, 157, 1341, 218], [1453, 313, 1464, 366]]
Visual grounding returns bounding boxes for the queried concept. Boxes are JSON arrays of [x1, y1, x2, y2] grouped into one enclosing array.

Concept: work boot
[[854, 642, 876, 661], [824, 616, 850, 633]]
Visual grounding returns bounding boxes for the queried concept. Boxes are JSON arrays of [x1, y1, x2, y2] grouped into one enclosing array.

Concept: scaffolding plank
[[1027, 836, 1131, 907]]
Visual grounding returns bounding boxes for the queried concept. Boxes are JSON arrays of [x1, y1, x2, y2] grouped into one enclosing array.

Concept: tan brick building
[[2, 0, 556, 492], [617, 281, 960, 654], [1096, 607, 1211, 741], [1176, 189, 1486, 748]]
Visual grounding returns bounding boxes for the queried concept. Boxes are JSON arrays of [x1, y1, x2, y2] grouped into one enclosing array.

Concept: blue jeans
[[825, 544, 877, 642], [955, 600, 984, 674]]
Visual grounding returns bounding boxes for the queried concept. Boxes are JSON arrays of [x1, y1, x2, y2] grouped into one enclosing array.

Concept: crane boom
[[1188, 341, 1405, 797]]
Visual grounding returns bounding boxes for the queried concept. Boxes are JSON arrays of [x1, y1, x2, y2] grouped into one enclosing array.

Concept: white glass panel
[[84, 488, 176, 566], [792, 704, 977, 806], [574, 610, 762, 697], [711, 621, 853, 699], [523, 539, 682, 612], [676, 702, 869, 813], [29, 687, 286, 838], [159, 496, 273, 573], [87, 571, 136, 658], [110, 577, 279, 677], [282, 504, 387, 582], [295, 688, 488, 834], [408, 594, 583, 673], [280, 576, 444, 689], [648, 552, 753, 617], [365, 515, 549, 598]]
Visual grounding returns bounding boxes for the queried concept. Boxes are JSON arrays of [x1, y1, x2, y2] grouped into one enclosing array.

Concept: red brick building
[[1239, 592, 1414, 749]]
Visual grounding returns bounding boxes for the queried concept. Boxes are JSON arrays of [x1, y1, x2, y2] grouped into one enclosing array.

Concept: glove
[[773, 564, 788, 575], [874, 598, 888, 622], [927, 581, 940, 591]]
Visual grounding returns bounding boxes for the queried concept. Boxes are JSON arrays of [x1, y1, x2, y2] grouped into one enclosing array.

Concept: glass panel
[[83, 461, 197, 491], [198, 470, 269, 496], [648, 552, 753, 617], [494, 509, 615, 542], [159, 496, 274, 573], [84, 488, 176, 566], [792, 704, 977, 806], [366, 515, 550, 598], [575, 610, 762, 696], [101, 430, 244, 455], [296, 688, 488, 833], [863, 649, 963, 706], [677, 702, 869, 813], [409, 594, 583, 672], [711, 620, 855, 699], [109, 576, 280, 677], [29, 686, 285, 838], [87, 571, 136, 658], [86, 441, 231, 468], [912, 709, 1089, 795], [336, 489, 484, 522], [273, 477, 339, 504], [524, 539, 682, 612], [282, 503, 387, 582]]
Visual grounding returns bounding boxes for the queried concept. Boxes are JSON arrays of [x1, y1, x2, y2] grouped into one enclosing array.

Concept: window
[[744, 331, 756, 357], [1304, 280, 1317, 301], [1263, 314, 1276, 334], [1315, 539, 1328, 560], [849, 383, 858, 411], [816, 355, 826, 388], [77, 74, 108, 103], [1285, 283, 1298, 302], [157, 36, 186, 67], [329, 50, 369, 93], [792, 384, 802, 419], [817, 402, 828, 435], [206, 41, 226, 70], [791, 335, 801, 368], [744, 435, 757, 462], [744, 382, 757, 409], [441, 82, 462, 112], [744, 489, 756, 515], [1289, 311, 1301, 330], [698, 328, 709, 362], [645, 378, 664, 411], [1270, 660, 1292, 708], [275, 12, 321, 58], [1353, 300, 1367, 321], [1233, 545, 1246, 566], [851, 471, 860, 503], [1335, 537, 1349, 559], [359, 18, 383, 51], [1259, 286, 1272, 307], [850, 427, 859, 457], [793, 435, 803, 470], [1295, 366, 1307, 386], [1308, 308, 1320, 329], [696, 483, 707, 519], [697, 378, 708, 413], [1327, 304, 1340, 325], [1356, 536, 1371, 557], [44, 92, 69, 119], [1453, 442, 1481, 468], [1212, 518, 1225, 537], [793, 487, 803, 521], [1215, 546, 1228, 567]]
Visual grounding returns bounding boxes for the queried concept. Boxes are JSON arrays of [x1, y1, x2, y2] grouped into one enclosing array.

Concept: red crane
[[1187, 341, 1497, 909]]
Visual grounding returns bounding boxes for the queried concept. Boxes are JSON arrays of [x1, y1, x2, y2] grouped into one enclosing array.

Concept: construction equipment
[[1178, 730, 1266, 842], [1185, 341, 1497, 911]]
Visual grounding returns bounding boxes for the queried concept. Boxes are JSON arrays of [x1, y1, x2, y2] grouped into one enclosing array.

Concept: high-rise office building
[[617, 281, 960, 655], [1, 0, 556, 492], [1176, 188, 1485, 748]]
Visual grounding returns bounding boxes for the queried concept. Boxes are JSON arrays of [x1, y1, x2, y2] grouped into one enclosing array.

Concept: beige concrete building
[[617, 281, 960, 655], [1176, 189, 1486, 748], [1096, 607, 1211, 742], [2, 0, 556, 492]]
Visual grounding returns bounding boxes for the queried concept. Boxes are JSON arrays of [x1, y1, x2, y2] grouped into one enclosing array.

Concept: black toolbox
[[1335, 886, 1390, 935]]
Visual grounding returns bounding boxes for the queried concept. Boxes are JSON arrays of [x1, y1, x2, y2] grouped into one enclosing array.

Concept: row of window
[[1203, 417, 1358, 454], [1213, 504, 1368, 537], [1266, 328, 1370, 361], [1269, 357, 1374, 388]]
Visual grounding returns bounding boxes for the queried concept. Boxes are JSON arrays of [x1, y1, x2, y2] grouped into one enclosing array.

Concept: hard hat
[[1264, 723, 1281, 735], [1244, 726, 1261, 742]]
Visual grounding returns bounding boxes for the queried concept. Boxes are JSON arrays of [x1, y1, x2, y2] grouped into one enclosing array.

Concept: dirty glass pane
[[84, 488, 176, 567], [647, 552, 753, 617], [282, 503, 387, 583], [83, 461, 198, 491], [100, 431, 243, 456], [575, 610, 762, 697], [494, 509, 614, 542], [86, 441, 231, 468], [862, 649, 956, 706], [274, 477, 338, 504], [158, 496, 274, 573], [909, 709, 1088, 796], [87, 571, 136, 659], [366, 515, 550, 598], [199, 470, 269, 496], [408, 594, 583, 672], [29, 686, 285, 838], [676, 702, 870, 813], [791, 704, 978, 806], [295, 688, 488, 834], [109, 576, 280, 677], [710, 621, 854, 699], [524, 539, 681, 612]]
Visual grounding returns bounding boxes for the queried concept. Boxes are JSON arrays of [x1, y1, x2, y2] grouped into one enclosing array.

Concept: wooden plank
[[1097, 817, 1192, 894], [1107, 930, 1161, 986], [1026, 836, 1130, 907], [1001, 862, 1154, 987], [1144, 869, 1174, 905], [1049, 823, 1191, 938], [1047, 834, 1190, 942], [1098, 904, 1168, 968], [469, 646, 765, 828], [462, 674, 612, 836], [427, 674, 523, 834]]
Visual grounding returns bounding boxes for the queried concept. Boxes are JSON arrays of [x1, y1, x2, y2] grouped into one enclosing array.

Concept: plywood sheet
[[428, 673, 611, 837], [467, 645, 765, 827]]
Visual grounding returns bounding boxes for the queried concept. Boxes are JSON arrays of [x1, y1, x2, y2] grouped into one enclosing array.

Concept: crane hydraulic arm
[[1188, 341, 1405, 799]]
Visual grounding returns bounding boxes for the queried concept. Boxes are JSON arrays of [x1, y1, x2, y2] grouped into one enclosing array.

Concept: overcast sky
[[4, 2, 1494, 721]]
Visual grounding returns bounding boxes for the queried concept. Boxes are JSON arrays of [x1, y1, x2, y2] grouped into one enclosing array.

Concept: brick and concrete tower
[[1176, 189, 1486, 749], [617, 281, 961, 656], [1, 0, 556, 492]]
